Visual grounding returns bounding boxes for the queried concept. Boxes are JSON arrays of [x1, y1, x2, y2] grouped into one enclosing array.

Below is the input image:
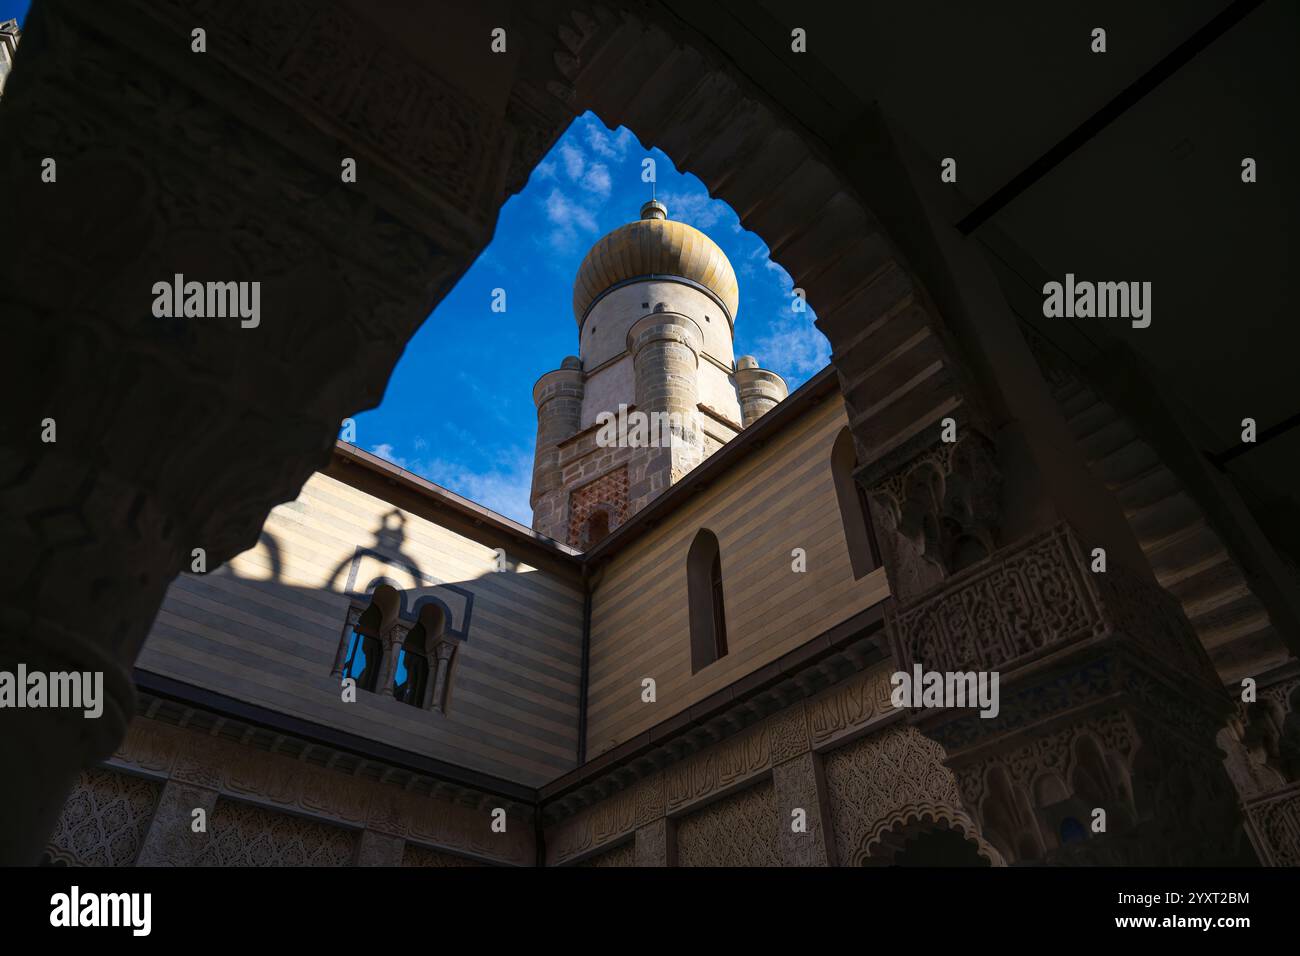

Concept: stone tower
[[531, 200, 787, 547]]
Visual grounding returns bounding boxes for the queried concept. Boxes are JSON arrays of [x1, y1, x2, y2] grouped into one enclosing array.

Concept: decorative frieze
[[664, 720, 772, 815], [547, 774, 663, 866], [805, 661, 896, 750]]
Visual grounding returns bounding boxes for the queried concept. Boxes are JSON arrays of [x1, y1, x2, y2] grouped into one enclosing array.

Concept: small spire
[[640, 199, 668, 221]]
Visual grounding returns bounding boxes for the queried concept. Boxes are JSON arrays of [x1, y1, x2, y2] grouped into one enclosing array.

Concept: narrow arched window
[[342, 604, 383, 692], [583, 510, 611, 549], [688, 529, 728, 672], [832, 427, 880, 579], [393, 624, 431, 708]]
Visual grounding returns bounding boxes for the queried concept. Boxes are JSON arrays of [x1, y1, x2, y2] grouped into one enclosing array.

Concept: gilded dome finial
[[640, 199, 667, 221]]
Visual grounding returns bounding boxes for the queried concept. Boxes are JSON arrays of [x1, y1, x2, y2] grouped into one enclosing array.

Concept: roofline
[[329, 364, 839, 567], [331, 441, 581, 560]]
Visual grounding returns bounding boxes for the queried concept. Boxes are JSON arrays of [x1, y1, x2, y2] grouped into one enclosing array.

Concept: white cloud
[[366, 441, 535, 526], [532, 157, 557, 181], [415, 448, 535, 526], [582, 162, 612, 199], [559, 142, 585, 181], [658, 190, 730, 231], [542, 186, 600, 252], [753, 316, 830, 380], [586, 123, 634, 160], [369, 443, 407, 468]]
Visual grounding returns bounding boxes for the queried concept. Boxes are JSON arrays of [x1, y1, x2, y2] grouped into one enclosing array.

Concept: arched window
[[341, 603, 383, 692], [335, 583, 399, 692], [393, 624, 431, 708], [832, 427, 880, 579], [687, 529, 728, 672], [583, 509, 611, 549]]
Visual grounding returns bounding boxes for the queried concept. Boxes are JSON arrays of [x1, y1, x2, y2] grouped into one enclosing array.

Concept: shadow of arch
[[255, 530, 283, 582], [324, 508, 427, 599], [856, 805, 1002, 867], [410, 594, 453, 632]]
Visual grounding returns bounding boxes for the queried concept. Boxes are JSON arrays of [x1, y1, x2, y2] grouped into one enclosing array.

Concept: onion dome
[[572, 200, 740, 328]]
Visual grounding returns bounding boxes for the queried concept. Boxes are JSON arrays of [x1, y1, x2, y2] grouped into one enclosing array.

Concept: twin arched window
[[334, 589, 454, 712], [688, 529, 728, 672]]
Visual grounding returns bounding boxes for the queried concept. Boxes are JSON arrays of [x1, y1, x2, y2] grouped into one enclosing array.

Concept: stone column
[[767, 701, 836, 867], [634, 818, 675, 867], [355, 828, 406, 867], [377, 623, 409, 698], [430, 639, 458, 714], [773, 752, 837, 867], [135, 780, 220, 867]]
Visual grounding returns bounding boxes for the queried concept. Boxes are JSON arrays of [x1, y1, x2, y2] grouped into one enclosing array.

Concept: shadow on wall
[[136, 507, 584, 787]]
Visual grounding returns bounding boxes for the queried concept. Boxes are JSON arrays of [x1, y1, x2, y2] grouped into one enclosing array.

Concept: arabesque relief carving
[[44, 769, 161, 867], [675, 778, 782, 867]]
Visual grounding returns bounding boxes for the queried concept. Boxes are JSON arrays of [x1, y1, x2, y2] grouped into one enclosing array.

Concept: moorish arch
[[858, 809, 1001, 867], [0, 0, 1241, 865]]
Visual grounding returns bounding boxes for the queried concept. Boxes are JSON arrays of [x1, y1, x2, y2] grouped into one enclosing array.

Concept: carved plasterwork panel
[[676, 778, 782, 867], [121, 0, 507, 233], [44, 769, 161, 867], [194, 799, 356, 867], [890, 523, 1105, 677], [1244, 782, 1300, 867]]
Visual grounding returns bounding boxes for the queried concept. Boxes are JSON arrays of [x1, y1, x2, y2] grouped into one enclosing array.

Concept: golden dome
[[572, 200, 740, 327]]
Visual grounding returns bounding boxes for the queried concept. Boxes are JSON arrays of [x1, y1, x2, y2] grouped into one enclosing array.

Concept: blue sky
[[354, 112, 828, 524], [0, 0, 828, 526], [0, 0, 25, 26]]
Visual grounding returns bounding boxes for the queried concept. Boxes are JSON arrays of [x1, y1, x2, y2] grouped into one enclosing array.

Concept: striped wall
[[585, 395, 890, 757], [136, 463, 586, 788]]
